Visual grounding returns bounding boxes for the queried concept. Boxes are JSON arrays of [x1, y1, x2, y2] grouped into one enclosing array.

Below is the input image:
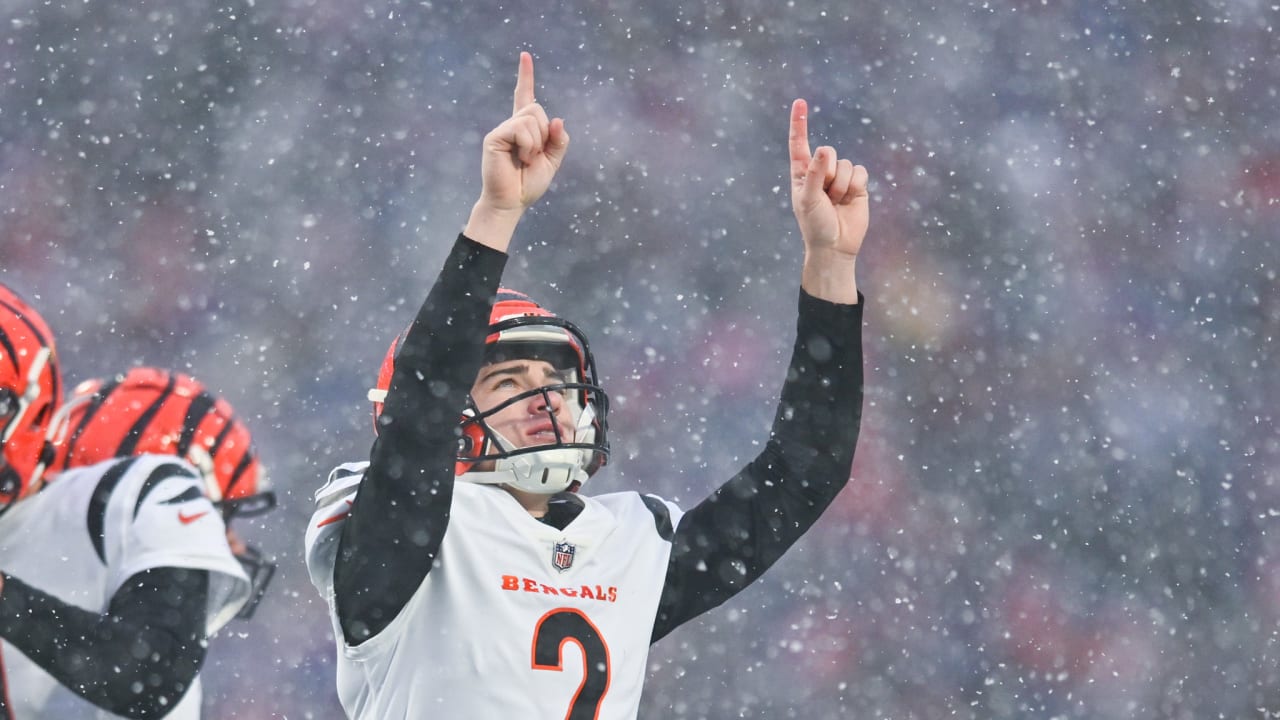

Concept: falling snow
[[1, 1, 1277, 718]]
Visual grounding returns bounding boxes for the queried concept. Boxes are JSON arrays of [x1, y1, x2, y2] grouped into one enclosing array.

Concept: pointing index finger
[[513, 51, 535, 114], [789, 99, 812, 181]]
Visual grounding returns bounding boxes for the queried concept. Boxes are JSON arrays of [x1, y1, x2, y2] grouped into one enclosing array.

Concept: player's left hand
[[789, 98, 868, 259]]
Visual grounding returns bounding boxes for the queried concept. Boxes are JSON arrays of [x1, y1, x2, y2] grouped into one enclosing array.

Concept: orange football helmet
[[368, 288, 610, 494], [0, 282, 62, 514], [58, 367, 276, 617], [59, 367, 265, 504]]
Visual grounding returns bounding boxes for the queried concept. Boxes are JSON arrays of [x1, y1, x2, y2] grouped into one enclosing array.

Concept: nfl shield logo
[[552, 541, 576, 572]]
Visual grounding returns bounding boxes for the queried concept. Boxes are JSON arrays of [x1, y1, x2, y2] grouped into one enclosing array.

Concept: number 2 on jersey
[[532, 608, 611, 720]]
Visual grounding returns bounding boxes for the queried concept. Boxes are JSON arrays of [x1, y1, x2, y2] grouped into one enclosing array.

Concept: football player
[[0, 287, 254, 719], [57, 367, 278, 620], [305, 51, 867, 719]]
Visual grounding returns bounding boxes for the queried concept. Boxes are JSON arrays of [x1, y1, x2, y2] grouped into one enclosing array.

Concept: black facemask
[[233, 544, 276, 620]]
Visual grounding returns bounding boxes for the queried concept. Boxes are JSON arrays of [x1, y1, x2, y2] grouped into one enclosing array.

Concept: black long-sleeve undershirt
[[333, 234, 506, 645], [0, 567, 209, 718], [651, 290, 863, 642], [333, 233, 863, 648]]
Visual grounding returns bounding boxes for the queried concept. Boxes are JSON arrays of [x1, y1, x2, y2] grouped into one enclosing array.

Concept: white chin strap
[[461, 404, 598, 495], [462, 446, 589, 494]]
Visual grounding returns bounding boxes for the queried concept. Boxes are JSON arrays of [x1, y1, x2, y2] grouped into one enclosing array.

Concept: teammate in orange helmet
[[306, 51, 868, 719], [0, 283, 61, 514], [59, 367, 278, 619], [0, 284, 254, 719]]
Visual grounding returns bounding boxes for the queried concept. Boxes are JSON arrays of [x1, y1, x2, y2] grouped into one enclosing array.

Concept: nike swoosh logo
[[316, 500, 354, 528], [178, 510, 211, 525]]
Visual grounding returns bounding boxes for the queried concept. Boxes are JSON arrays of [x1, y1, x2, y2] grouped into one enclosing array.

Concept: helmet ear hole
[[0, 469, 20, 503], [457, 413, 488, 459]]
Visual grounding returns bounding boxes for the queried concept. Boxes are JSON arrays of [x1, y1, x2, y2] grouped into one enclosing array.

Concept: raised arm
[[464, 50, 570, 250], [790, 98, 868, 305], [652, 100, 868, 641], [331, 52, 570, 645]]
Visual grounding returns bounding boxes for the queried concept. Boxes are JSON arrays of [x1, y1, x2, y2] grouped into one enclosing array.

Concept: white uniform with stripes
[[0, 454, 250, 718], [304, 462, 684, 720]]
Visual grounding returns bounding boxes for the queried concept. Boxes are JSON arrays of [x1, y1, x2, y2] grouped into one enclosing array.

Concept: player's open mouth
[[525, 422, 568, 442]]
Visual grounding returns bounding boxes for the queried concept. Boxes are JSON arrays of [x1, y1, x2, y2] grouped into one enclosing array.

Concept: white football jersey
[[0, 454, 251, 718], [305, 462, 685, 720]]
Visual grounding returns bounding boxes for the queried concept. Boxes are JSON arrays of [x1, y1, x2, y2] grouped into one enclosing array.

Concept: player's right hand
[[789, 98, 868, 260], [477, 52, 570, 215]]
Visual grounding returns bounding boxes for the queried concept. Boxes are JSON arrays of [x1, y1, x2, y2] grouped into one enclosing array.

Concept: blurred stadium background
[[2, 1, 1276, 717]]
